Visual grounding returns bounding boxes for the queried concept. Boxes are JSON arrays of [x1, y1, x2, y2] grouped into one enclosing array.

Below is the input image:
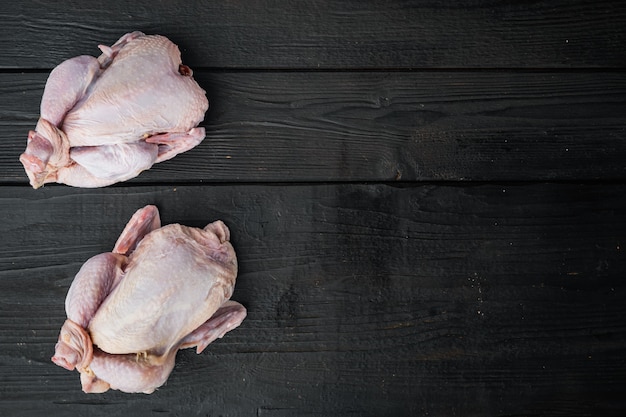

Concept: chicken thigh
[[20, 32, 209, 188], [51, 205, 246, 393]]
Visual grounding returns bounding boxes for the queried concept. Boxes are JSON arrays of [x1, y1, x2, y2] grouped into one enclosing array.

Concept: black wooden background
[[1, 1, 625, 416]]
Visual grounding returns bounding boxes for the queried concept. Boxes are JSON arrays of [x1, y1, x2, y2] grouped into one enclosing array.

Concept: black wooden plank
[[2, 71, 625, 184], [1, 0, 624, 69], [0, 183, 624, 416]]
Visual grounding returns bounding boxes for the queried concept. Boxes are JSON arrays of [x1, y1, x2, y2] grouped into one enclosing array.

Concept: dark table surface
[[1, 1, 625, 416]]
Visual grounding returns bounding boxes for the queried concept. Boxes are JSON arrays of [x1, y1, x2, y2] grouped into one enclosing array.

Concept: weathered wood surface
[[1, 0, 625, 69], [1, 184, 625, 416], [2, 71, 625, 183], [1, 0, 625, 415]]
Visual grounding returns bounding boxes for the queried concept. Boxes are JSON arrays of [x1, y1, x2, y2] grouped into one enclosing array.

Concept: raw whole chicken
[[20, 31, 209, 188], [51, 205, 246, 393]]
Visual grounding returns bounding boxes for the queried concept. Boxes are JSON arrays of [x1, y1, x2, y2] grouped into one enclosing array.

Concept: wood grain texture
[[0, 0, 624, 69], [2, 71, 625, 183], [1, 0, 625, 415], [0, 184, 624, 416]]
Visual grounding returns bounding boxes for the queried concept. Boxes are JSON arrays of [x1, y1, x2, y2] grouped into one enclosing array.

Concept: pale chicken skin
[[52, 205, 246, 394], [20, 32, 209, 188]]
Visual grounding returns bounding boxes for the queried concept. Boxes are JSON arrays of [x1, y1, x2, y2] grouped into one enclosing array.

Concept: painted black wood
[[1, 0, 625, 415], [0, 0, 625, 69], [0, 184, 625, 416], [2, 71, 625, 183]]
